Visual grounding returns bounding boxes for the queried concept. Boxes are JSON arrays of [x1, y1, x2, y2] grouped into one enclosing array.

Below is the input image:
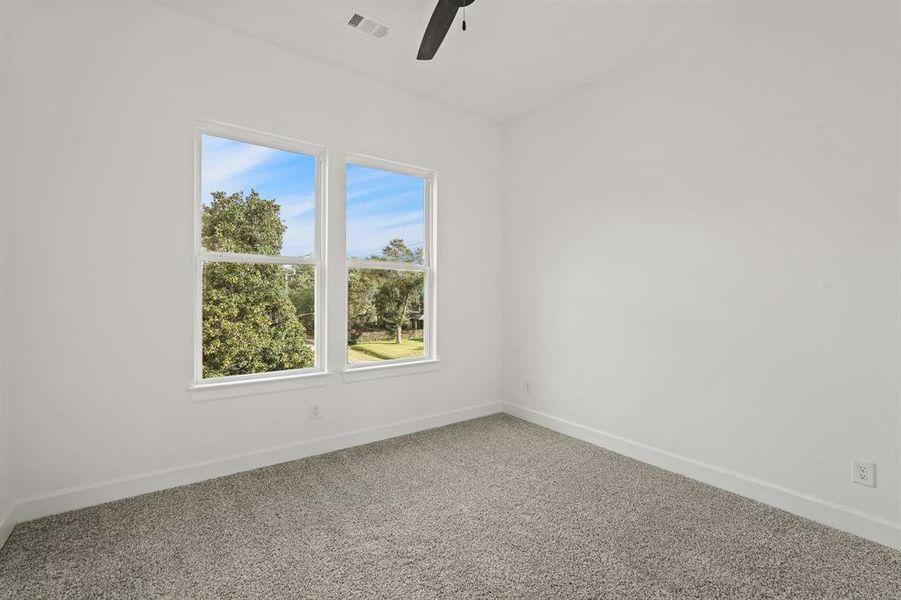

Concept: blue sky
[[202, 134, 316, 257], [345, 164, 424, 259], [201, 135, 425, 259]]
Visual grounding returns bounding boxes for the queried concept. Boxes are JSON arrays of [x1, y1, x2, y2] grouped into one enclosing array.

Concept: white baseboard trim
[[10, 401, 503, 526], [503, 402, 901, 551], [0, 502, 13, 550], [8, 401, 899, 553]]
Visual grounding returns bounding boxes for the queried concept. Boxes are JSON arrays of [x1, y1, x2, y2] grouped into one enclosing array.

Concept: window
[[345, 158, 435, 366], [195, 127, 324, 384]]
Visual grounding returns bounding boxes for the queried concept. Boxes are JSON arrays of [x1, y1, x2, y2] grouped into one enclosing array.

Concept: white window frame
[[193, 122, 327, 386], [344, 153, 437, 370]]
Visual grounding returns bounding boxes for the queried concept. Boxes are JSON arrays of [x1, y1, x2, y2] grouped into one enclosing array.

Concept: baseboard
[[0, 502, 13, 550], [9, 401, 899, 552], [10, 401, 503, 525], [503, 402, 901, 551]]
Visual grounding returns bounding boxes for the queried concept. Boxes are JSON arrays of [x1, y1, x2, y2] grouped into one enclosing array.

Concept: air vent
[[345, 11, 391, 39]]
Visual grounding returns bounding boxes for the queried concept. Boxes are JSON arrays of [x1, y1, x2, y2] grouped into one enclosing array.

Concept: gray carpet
[[1, 414, 899, 599]]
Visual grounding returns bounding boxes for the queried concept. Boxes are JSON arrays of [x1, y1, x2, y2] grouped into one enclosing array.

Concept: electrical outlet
[[852, 459, 876, 488], [310, 403, 322, 421], [522, 381, 531, 394]]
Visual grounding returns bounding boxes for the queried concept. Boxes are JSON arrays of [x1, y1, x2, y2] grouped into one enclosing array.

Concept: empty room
[[0, 0, 899, 597]]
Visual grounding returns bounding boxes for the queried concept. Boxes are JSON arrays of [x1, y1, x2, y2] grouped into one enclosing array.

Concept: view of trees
[[201, 190, 314, 378], [201, 189, 424, 377], [348, 239, 425, 345]]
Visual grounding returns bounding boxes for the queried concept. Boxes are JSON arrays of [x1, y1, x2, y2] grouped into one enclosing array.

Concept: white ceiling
[[157, 0, 717, 122]]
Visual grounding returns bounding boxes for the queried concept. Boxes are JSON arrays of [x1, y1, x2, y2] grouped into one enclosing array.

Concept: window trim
[[193, 122, 328, 387], [343, 153, 437, 371]]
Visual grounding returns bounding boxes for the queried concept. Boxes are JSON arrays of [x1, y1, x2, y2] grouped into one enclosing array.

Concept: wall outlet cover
[[852, 459, 876, 488]]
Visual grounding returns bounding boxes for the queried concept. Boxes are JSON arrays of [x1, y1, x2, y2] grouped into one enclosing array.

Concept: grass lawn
[[348, 338, 424, 362]]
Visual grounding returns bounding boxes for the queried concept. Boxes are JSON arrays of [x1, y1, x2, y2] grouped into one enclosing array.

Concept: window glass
[[202, 263, 316, 378], [345, 163, 424, 263], [347, 268, 425, 364], [201, 134, 316, 257], [197, 131, 320, 383]]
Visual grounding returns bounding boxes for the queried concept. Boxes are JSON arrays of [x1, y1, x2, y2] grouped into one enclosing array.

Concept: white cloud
[[202, 142, 277, 193], [278, 193, 315, 219], [347, 211, 424, 258], [345, 166, 397, 197]]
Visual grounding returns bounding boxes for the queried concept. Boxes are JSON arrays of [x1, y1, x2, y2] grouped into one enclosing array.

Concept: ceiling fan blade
[[417, 0, 459, 61]]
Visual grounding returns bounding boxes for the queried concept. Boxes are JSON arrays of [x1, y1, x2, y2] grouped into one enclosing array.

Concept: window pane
[[347, 268, 425, 364], [201, 134, 316, 258], [203, 262, 315, 378], [346, 164, 424, 263]]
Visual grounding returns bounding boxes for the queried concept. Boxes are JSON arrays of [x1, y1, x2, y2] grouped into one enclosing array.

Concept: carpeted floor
[[1, 414, 899, 599]]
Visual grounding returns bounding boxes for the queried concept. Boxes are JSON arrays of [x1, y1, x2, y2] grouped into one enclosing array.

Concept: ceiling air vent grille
[[345, 11, 391, 39]]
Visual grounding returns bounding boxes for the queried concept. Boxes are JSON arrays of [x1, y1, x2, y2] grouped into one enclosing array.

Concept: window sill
[[189, 371, 330, 402], [341, 359, 440, 383]]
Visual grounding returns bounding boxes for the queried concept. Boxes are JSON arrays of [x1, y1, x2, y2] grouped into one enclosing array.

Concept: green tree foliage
[[287, 265, 316, 335], [202, 190, 314, 378], [376, 268, 423, 343], [347, 239, 424, 344], [202, 190, 285, 254], [379, 238, 423, 264], [348, 268, 379, 342]]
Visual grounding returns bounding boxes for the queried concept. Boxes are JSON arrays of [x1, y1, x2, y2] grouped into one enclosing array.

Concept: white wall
[[0, 1, 16, 544], [503, 1, 901, 544], [5, 1, 503, 513]]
